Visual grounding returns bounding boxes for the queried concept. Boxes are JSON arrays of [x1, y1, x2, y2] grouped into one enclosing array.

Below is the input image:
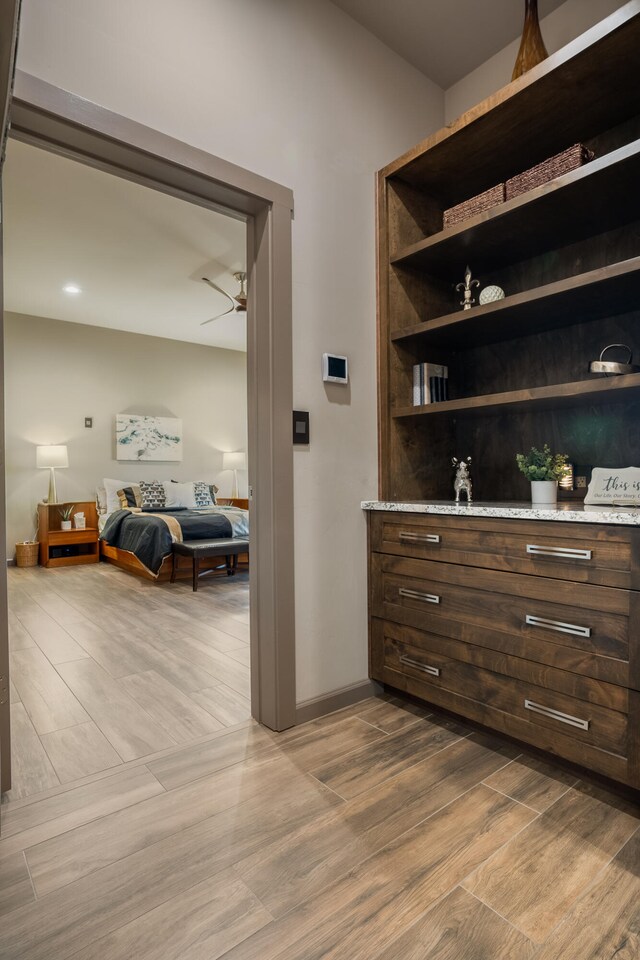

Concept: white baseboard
[[295, 679, 382, 725]]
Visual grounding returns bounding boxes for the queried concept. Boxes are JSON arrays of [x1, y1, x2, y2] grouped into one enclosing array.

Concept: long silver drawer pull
[[524, 699, 590, 731], [526, 544, 592, 561], [525, 614, 591, 638], [398, 588, 440, 604], [400, 655, 440, 677], [399, 532, 441, 544]]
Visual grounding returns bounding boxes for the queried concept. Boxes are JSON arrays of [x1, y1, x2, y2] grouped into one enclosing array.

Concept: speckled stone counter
[[361, 500, 640, 526]]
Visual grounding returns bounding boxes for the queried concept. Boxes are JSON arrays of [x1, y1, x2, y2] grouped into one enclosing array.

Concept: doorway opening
[[3, 139, 256, 799], [0, 72, 296, 799]]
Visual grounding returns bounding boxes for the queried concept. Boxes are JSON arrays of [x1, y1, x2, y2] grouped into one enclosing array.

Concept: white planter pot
[[60, 520, 72, 530], [530, 480, 557, 506]]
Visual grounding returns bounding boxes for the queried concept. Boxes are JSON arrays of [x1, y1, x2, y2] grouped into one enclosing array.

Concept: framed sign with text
[[584, 467, 640, 506]]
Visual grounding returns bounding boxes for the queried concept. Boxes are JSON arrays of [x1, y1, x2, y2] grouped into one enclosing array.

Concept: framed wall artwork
[[116, 414, 183, 461]]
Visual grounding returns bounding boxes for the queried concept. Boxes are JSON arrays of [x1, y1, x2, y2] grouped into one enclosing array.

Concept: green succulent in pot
[[58, 504, 75, 521], [515, 445, 568, 481]]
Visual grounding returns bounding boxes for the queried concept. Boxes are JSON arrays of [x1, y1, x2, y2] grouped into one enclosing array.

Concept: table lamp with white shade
[[36, 445, 68, 503], [222, 451, 246, 500]]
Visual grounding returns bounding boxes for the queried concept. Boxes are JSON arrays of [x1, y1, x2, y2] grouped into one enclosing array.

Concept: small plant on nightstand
[[516, 445, 568, 506], [58, 504, 75, 530]]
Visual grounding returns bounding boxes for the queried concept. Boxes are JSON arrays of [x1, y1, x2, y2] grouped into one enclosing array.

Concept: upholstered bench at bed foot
[[171, 538, 250, 591]]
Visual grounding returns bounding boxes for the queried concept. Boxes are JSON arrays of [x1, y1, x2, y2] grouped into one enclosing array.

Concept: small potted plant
[[58, 504, 75, 530], [516, 445, 568, 506]]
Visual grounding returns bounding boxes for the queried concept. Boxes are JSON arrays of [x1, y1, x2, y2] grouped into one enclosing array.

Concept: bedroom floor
[[4, 562, 251, 802], [0, 694, 638, 958]]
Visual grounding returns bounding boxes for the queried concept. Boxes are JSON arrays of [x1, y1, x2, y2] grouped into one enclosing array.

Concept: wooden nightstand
[[37, 501, 99, 568]]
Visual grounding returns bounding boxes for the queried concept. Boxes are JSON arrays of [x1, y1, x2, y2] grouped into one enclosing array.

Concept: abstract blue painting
[[115, 415, 183, 461]]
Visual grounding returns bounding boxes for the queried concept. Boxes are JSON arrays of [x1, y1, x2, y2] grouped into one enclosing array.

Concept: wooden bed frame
[[100, 541, 249, 582], [99, 499, 251, 582]]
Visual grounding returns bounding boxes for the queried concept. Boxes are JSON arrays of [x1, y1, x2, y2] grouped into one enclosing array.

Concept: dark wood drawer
[[371, 552, 633, 687], [370, 511, 638, 589], [372, 618, 639, 788]]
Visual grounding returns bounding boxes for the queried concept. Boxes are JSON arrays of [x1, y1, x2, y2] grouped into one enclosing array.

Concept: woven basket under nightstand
[[15, 541, 39, 567]]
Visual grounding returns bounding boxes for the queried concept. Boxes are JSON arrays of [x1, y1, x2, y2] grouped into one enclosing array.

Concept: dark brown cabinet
[[369, 511, 640, 788], [369, 6, 640, 788]]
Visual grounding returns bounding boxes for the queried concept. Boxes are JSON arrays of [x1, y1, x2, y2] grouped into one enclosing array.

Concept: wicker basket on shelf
[[506, 144, 594, 200], [15, 541, 39, 567], [443, 183, 505, 229]]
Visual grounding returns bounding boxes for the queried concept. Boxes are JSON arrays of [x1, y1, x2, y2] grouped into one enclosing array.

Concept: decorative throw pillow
[[193, 481, 214, 508], [117, 485, 142, 509], [103, 478, 139, 515], [139, 480, 167, 510], [208, 484, 218, 505]]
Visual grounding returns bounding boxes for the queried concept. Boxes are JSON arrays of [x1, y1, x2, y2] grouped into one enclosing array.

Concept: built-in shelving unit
[[369, 3, 640, 790], [377, 1, 640, 502]]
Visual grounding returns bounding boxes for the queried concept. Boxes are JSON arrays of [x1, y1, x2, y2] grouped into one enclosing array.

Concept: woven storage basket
[[15, 541, 39, 567], [443, 182, 505, 229], [506, 144, 594, 200]]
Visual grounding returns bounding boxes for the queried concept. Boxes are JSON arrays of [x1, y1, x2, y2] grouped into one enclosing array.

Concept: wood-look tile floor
[[4, 563, 251, 802], [1, 694, 639, 959]]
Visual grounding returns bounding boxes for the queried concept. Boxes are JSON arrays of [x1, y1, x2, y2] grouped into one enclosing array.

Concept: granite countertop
[[361, 500, 640, 526]]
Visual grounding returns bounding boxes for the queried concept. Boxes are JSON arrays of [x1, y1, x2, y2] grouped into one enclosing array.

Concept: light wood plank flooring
[[0, 694, 638, 959], [4, 563, 251, 801]]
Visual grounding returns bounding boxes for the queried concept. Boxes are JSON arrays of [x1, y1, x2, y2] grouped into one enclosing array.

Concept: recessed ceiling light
[[63, 284, 81, 295]]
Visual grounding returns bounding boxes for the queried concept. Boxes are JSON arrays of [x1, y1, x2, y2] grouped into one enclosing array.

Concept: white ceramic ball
[[479, 284, 505, 305]]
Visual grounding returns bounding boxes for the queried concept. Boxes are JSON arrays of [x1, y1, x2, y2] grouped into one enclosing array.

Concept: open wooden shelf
[[385, 4, 640, 201], [390, 257, 640, 349], [392, 372, 640, 420], [378, 5, 640, 504], [390, 141, 640, 275]]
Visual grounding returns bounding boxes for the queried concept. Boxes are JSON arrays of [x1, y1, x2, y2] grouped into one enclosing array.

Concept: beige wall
[[445, 0, 626, 122], [4, 313, 247, 553], [15, 0, 445, 704]]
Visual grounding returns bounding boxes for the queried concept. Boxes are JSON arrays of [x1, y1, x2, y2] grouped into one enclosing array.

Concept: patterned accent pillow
[[139, 480, 167, 510], [117, 485, 142, 509], [208, 484, 218, 505], [193, 481, 214, 508]]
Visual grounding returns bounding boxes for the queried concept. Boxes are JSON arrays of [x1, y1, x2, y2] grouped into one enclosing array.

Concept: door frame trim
[[5, 71, 296, 749]]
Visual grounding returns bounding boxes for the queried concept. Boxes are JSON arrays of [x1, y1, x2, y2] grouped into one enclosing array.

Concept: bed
[[98, 479, 249, 581]]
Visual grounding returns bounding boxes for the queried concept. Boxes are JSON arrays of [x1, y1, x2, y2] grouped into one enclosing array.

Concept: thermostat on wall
[[322, 353, 348, 384]]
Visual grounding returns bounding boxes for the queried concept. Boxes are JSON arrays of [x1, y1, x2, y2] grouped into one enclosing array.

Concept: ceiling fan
[[200, 271, 247, 325]]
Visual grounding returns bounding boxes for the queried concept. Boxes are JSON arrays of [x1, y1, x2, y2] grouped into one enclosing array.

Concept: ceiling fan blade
[[200, 303, 234, 326], [201, 276, 236, 310]]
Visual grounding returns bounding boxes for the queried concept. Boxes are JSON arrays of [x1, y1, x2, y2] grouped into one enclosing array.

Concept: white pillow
[[162, 481, 214, 509], [103, 477, 138, 515], [163, 481, 197, 509], [96, 486, 107, 516]]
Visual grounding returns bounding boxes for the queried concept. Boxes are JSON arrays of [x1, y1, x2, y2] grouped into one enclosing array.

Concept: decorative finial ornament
[[455, 265, 480, 310], [512, 0, 548, 81]]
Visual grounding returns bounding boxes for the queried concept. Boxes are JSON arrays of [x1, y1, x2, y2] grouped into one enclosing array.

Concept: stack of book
[[413, 363, 449, 405]]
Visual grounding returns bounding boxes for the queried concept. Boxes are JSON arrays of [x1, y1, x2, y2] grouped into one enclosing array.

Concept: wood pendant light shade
[[512, 0, 548, 81]]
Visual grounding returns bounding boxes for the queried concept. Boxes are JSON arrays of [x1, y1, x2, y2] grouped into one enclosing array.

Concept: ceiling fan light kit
[[200, 270, 247, 325]]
